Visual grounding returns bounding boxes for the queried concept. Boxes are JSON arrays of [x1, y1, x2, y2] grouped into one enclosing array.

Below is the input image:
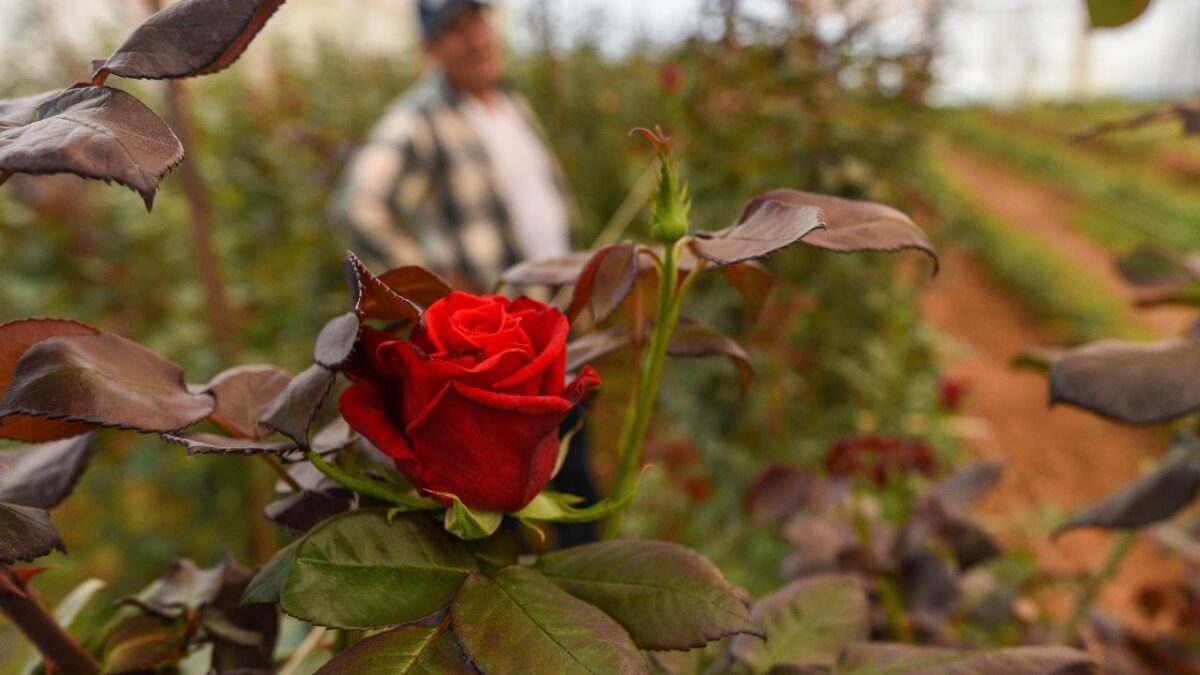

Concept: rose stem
[[602, 239, 706, 539], [0, 565, 100, 674], [1058, 530, 1135, 644]]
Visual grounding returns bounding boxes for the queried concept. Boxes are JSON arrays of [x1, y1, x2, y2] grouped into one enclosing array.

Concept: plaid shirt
[[333, 72, 574, 290]]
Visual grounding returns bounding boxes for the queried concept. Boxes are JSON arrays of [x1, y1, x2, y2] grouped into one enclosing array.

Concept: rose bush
[[338, 291, 600, 513]]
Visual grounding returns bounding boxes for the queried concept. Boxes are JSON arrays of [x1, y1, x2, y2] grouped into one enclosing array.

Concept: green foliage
[[920, 148, 1138, 344], [1086, 0, 1153, 28], [537, 540, 759, 650], [729, 575, 869, 673], [318, 623, 475, 675], [280, 510, 476, 630], [452, 566, 647, 675]]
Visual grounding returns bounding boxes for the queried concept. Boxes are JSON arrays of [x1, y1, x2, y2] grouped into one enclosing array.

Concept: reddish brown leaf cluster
[[825, 435, 937, 485]]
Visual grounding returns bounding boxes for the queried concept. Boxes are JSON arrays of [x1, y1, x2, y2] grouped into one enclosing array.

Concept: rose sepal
[[306, 450, 441, 511], [515, 486, 639, 524], [437, 493, 503, 540]]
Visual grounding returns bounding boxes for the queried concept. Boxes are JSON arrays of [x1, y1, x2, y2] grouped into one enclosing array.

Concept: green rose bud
[[650, 152, 691, 243], [632, 126, 691, 243]]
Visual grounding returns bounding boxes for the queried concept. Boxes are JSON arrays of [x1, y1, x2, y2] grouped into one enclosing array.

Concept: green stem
[[602, 241, 689, 539], [1059, 531, 1135, 644]]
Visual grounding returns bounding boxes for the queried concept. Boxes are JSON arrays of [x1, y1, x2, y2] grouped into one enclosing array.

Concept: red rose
[[339, 292, 600, 513]]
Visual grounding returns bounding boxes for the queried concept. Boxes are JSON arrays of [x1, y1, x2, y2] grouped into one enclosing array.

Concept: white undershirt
[[459, 93, 571, 262]]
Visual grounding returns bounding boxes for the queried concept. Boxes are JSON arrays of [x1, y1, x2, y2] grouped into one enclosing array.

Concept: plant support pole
[[0, 565, 99, 675]]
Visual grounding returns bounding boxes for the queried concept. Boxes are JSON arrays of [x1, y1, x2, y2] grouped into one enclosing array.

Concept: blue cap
[[418, 0, 490, 41]]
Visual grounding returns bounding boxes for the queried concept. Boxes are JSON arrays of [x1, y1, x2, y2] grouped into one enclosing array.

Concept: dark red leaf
[[566, 328, 631, 377], [165, 416, 356, 459], [344, 252, 423, 323], [0, 319, 100, 442], [314, 312, 361, 370], [0, 86, 183, 209], [720, 261, 773, 322], [0, 90, 60, 125], [210, 557, 279, 672], [118, 558, 226, 620], [265, 489, 355, 535], [102, 615, 189, 673], [568, 243, 640, 322], [1049, 337, 1200, 425], [1055, 435, 1200, 537], [201, 365, 292, 440], [93, 0, 287, 82], [162, 433, 296, 457], [667, 318, 754, 394], [259, 364, 336, 449], [374, 266, 453, 310], [500, 251, 594, 287], [0, 502, 64, 564], [744, 464, 822, 525], [929, 461, 1005, 509], [692, 197, 826, 265], [0, 332, 214, 438], [731, 190, 938, 271], [0, 433, 97, 509]]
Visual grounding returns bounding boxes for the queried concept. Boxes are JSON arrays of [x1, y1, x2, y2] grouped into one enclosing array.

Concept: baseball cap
[[418, 0, 491, 41]]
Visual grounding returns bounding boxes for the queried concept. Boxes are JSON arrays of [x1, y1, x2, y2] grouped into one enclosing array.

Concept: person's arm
[[335, 107, 432, 268]]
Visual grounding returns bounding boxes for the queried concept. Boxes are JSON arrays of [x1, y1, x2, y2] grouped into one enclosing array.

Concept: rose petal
[[492, 310, 569, 391], [562, 365, 602, 405], [418, 292, 498, 353], [388, 341, 532, 424], [337, 383, 422, 481], [404, 380, 580, 512]]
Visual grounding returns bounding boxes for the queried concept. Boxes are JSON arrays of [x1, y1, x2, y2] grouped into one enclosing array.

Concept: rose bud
[[339, 292, 600, 513]]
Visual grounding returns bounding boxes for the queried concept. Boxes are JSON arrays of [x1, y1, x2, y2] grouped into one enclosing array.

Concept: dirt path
[[921, 147, 1190, 630]]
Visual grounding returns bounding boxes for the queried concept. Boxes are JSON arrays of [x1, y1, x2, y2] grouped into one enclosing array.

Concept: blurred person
[[334, 0, 573, 291]]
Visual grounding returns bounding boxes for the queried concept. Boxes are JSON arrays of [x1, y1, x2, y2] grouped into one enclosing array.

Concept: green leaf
[[515, 491, 631, 524], [440, 494, 502, 541], [834, 643, 1093, 674], [315, 623, 476, 674], [452, 566, 648, 675], [730, 575, 869, 673], [242, 539, 299, 606], [308, 450, 441, 511], [281, 510, 477, 629], [537, 540, 760, 650], [1086, 0, 1152, 28]]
